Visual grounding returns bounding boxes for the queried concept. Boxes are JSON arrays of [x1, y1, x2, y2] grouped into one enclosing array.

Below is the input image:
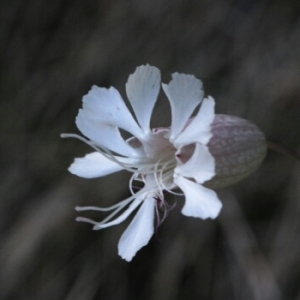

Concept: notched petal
[[126, 65, 161, 134], [76, 110, 139, 157], [175, 143, 215, 184], [81, 85, 143, 138], [162, 73, 204, 141], [174, 176, 222, 219], [68, 152, 123, 178], [118, 196, 155, 261], [174, 96, 215, 148]]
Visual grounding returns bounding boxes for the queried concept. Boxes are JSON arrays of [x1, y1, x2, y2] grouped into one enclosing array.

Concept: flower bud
[[205, 114, 267, 189]]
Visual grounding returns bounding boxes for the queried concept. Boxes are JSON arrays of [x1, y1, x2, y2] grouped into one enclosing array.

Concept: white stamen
[[61, 133, 140, 173], [75, 198, 132, 212], [76, 217, 99, 225]]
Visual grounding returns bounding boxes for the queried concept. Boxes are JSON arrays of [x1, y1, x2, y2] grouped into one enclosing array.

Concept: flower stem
[[267, 141, 300, 162]]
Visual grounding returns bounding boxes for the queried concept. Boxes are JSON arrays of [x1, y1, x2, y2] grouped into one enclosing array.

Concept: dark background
[[1, 0, 300, 299]]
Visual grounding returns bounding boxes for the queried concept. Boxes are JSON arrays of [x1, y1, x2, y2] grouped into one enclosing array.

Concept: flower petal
[[126, 65, 161, 134], [76, 109, 138, 157], [174, 176, 222, 219], [68, 152, 138, 178], [174, 96, 215, 148], [162, 73, 204, 141], [81, 85, 144, 139], [118, 196, 155, 261], [175, 143, 215, 184]]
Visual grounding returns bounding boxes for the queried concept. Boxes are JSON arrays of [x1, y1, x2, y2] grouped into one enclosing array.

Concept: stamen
[[95, 202, 131, 226], [128, 173, 145, 195], [76, 216, 99, 225], [93, 197, 145, 229], [154, 195, 176, 230], [155, 204, 161, 231], [159, 170, 184, 196], [154, 161, 164, 195], [90, 200, 132, 229], [129, 173, 136, 195], [76, 183, 161, 230], [75, 199, 130, 212], [61, 133, 143, 173]]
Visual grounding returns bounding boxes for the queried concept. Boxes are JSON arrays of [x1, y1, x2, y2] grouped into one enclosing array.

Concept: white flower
[[62, 65, 222, 261]]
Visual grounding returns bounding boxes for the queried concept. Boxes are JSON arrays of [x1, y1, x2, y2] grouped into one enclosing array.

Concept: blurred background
[[1, 0, 300, 299]]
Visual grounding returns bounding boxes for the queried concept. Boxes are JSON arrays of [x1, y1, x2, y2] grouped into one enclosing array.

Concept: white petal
[[93, 196, 144, 229], [126, 65, 161, 133], [68, 152, 138, 178], [118, 196, 155, 261], [81, 86, 144, 139], [174, 176, 222, 219], [175, 143, 215, 184], [76, 109, 138, 157], [174, 96, 215, 148], [162, 73, 204, 141]]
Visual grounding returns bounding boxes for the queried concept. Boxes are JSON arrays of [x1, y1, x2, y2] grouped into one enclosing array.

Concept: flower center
[[126, 129, 178, 194]]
